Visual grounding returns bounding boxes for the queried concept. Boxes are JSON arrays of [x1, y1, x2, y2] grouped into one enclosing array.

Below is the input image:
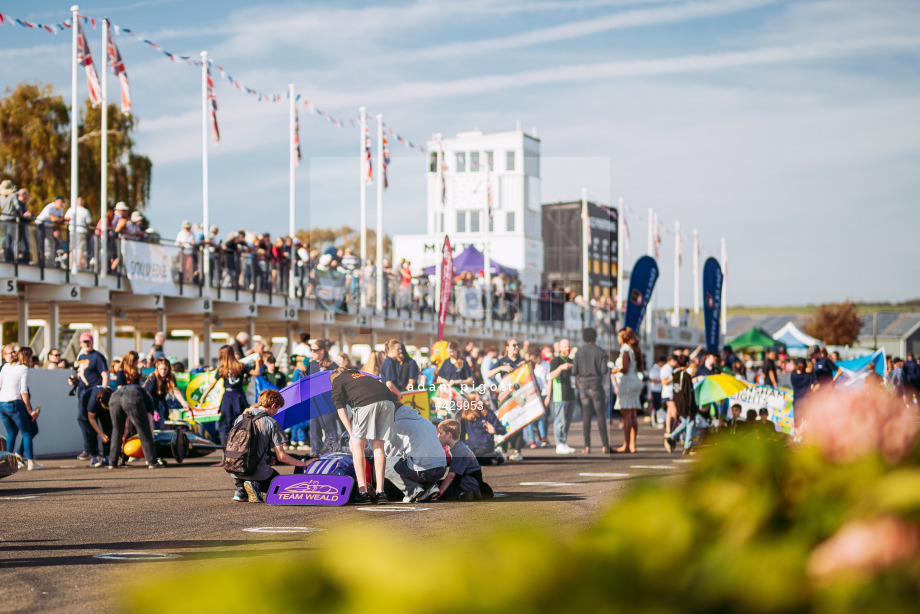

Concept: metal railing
[[0, 217, 618, 334]]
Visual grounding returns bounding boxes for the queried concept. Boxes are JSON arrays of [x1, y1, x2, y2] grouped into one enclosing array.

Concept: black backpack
[[222, 412, 263, 475]]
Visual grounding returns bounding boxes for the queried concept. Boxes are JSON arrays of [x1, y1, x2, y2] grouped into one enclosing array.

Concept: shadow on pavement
[[0, 485, 101, 496]]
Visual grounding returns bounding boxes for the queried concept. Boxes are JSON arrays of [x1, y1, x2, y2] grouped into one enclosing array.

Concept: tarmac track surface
[[0, 422, 690, 613]]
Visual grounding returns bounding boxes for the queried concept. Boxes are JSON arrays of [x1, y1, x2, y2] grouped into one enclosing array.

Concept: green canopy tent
[[727, 327, 786, 351]]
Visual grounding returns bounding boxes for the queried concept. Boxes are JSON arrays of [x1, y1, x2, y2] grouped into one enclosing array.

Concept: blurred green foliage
[[130, 433, 920, 614]]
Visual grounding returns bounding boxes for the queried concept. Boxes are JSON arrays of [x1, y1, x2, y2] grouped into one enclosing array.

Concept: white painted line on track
[[520, 482, 577, 487], [93, 552, 181, 561], [579, 473, 630, 478], [0, 495, 38, 500], [493, 493, 509, 497], [672, 459, 699, 463], [243, 527, 320, 534], [630, 465, 677, 469], [357, 507, 429, 512]]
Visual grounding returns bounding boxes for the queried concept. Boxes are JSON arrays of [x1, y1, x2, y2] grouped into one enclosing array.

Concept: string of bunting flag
[[0, 10, 427, 154]]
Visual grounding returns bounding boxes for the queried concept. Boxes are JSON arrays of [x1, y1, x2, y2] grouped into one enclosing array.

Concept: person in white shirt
[[661, 354, 678, 437], [63, 197, 93, 269], [35, 196, 66, 265], [0, 346, 43, 470], [175, 221, 198, 282], [648, 358, 663, 427]]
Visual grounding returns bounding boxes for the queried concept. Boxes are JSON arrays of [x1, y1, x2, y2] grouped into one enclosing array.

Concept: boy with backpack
[[225, 389, 310, 503]]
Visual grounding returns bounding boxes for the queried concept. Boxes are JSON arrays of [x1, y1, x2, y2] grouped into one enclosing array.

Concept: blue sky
[[1, 0, 919, 306]]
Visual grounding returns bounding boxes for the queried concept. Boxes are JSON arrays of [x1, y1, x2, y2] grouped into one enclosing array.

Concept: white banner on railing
[[456, 286, 484, 320], [564, 302, 583, 331], [123, 240, 179, 295]]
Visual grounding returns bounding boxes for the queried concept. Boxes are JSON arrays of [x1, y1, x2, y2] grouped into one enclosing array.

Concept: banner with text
[[494, 363, 545, 437], [702, 257, 724, 352], [624, 255, 659, 332], [729, 384, 795, 436], [438, 236, 454, 341], [456, 286, 484, 320], [123, 239, 179, 295]]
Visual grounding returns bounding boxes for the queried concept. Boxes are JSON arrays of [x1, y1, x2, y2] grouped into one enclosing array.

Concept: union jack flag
[[382, 134, 390, 189], [364, 125, 373, 184], [485, 166, 494, 222], [207, 65, 219, 143], [439, 140, 446, 206], [653, 214, 661, 260], [677, 228, 683, 266], [106, 24, 131, 114], [76, 20, 102, 106], [294, 105, 302, 167]]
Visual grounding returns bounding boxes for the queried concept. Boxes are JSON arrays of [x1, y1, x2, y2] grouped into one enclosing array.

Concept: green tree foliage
[[0, 82, 152, 218], [295, 226, 392, 260], [0, 83, 70, 209], [78, 100, 152, 217], [131, 417, 920, 614], [804, 300, 862, 346]]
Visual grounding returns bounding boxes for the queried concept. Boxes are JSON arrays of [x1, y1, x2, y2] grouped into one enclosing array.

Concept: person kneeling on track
[[230, 389, 311, 503], [383, 404, 447, 503], [437, 419, 493, 502], [458, 390, 507, 465], [331, 366, 398, 505]]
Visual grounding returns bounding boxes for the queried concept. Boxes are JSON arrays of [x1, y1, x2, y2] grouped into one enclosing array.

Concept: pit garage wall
[[18, 370, 84, 457]]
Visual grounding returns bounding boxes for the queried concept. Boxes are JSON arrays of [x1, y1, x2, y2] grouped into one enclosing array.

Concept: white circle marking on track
[[243, 527, 320, 534], [93, 552, 181, 561], [357, 507, 430, 512], [519, 482, 577, 487], [630, 465, 677, 469], [579, 473, 630, 478]]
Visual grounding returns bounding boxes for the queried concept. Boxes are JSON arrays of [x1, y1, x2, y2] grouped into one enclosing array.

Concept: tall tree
[[803, 300, 862, 346], [78, 100, 152, 217], [0, 82, 152, 218], [0, 83, 70, 210]]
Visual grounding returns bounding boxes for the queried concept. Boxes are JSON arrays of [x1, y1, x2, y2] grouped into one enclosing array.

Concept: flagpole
[[359, 106, 367, 308], [692, 229, 700, 317], [99, 17, 108, 278], [645, 208, 653, 338], [616, 197, 624, 315], [375, 114, 384, 312], [483, 168, 492, 328], [672, 220, 680, 326], [288, 84, 296, 299], [434, 133, 443, 316], [200, 51, 210, 286], [581, 188, 590, 306], [720, 237, 728, 339], [70, 6, 80, 276]]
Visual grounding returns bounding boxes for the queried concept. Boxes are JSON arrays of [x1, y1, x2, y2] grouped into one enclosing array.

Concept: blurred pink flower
[[800, 388, 919, 464], [808, 516, 920, 579]]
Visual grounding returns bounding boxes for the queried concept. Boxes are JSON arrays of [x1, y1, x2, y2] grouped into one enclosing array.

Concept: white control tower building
[[392, 127, 544, 293]]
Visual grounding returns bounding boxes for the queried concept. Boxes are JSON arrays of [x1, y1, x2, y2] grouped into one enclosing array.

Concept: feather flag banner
[[364, 125, 373, 184], [207, 65, 219, 143], [382, 134, 390, 189], [106, 24, 131, 114], [76, 20, 102, 106], [294, 105, 302, 167]]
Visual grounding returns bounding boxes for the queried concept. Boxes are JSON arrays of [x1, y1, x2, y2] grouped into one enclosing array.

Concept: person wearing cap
[[176, 221, 197, 282], [126, 210, 146, 239], [73, 333, 109, 461], [35, 196, 66, 267], [0, 179, 21, 262], [63, 197, 94, 269]]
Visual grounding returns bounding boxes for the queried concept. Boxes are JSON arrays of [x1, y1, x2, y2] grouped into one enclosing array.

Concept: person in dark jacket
[[573, 327, 610, 454], [108, 384, 165, 468], [459, 390, 507, 465], [665, 354, 697, 455]]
